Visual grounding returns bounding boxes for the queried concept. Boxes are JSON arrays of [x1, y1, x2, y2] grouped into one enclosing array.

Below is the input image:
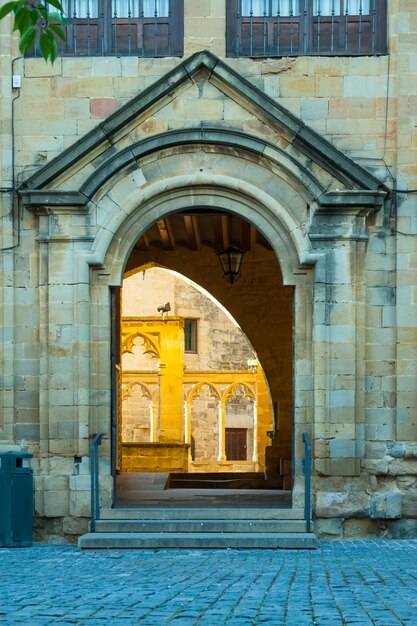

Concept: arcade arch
[[111, 205, 305, 493]]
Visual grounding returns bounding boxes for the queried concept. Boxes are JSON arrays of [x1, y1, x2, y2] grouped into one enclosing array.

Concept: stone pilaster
[[309, 204, 373, 476]]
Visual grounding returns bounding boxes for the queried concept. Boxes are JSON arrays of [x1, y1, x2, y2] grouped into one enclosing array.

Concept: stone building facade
[[0, 1, 416, 540]]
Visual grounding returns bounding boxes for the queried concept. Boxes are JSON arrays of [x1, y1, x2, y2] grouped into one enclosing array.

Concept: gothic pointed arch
[[121, 332, 160, 359], [187, 382, 221, 403], [121, 382, 153, 401], [223, 382, 256, 403]]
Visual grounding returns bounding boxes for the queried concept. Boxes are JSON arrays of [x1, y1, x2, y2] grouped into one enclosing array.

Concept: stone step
[[79, 532, 317, 550], [166, 478, 278, 489], [99, 507, 304, 520], [165, 472, 282, 490], [169, 472, 266, 481], [93, 519, 307, 533]]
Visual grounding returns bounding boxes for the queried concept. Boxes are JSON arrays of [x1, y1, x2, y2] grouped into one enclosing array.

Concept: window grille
[[227, 0, 386, 57], [28, 0, 183, 57]]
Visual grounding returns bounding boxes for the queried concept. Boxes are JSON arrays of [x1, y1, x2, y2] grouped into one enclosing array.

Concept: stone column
[[149, 400, 154, 442], [35, 212, 107, 520], [309, 203, 372, 476], [157, 319, 185, 443], [218, 402, 226, 461], [252, 400, 258, 463], [37, 217, 92, 459], [183, 400, 188, 444]]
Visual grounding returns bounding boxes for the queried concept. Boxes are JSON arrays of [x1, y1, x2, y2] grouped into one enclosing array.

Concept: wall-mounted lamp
[[217, 247, 245, 285], [157, 302, 171, 320]]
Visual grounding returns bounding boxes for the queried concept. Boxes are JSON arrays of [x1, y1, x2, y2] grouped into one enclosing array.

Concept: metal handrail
[[90, 433, 104, 533], [302, 432, 312, 533]]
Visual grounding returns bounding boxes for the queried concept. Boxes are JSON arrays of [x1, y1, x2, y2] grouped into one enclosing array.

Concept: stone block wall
[[190, 388, 220, 465], [0, 2, 416, 539]]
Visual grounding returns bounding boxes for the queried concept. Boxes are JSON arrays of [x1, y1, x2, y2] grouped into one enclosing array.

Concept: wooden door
[[225, 428, 247, 461]]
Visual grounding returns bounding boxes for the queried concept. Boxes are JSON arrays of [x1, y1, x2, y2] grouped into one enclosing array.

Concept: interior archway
[[113, 210, 296, 504]]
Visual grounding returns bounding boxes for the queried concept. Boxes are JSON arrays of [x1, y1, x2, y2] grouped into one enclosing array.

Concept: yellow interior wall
[[120, 316, 274, 474]]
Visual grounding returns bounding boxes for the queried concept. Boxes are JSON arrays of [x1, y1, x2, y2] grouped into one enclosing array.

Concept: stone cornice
[[19, 129, 388, 214], [19, 189, 88, 212], [315, 189, 387, 211], [18, 50, 389, 201]]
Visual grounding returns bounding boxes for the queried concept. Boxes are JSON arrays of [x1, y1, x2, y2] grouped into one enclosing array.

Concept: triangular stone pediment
[[19, 50, 387, 210]]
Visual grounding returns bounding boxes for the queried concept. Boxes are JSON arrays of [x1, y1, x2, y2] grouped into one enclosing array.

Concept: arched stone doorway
[[87, 155, 315, 506], [115, 214, 294, 497]]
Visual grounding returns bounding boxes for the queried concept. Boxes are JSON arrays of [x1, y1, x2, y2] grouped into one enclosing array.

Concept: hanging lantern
[[217, 247, 245, 284]]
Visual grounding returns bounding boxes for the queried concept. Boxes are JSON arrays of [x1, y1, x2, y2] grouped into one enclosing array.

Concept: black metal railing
[[27, 0, 183, 57], [302, 431, 312, 533], [227, 0, 387, 57], [90, 433, 104, 533]]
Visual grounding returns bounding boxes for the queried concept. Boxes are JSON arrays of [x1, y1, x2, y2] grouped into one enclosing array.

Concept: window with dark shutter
[[184, 319, 197, 354], [28, 0, 183, 57], [227, 0, 387, 57]]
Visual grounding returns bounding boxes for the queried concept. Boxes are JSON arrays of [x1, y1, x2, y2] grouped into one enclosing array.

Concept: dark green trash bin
[[0, 452, 33, 547]]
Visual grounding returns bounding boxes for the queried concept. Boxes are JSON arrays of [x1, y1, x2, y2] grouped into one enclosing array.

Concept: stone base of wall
[[314, 518, 417, 540], [311, 444, 417, 540], [33, 516, 89, 544], [121, 442, 190, 472]]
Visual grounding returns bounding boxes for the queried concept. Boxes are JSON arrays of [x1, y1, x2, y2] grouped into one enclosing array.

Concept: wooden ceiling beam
[[156, 219, 174, 250], [184, 215, 199, 250], [221, 214, 230, 249]]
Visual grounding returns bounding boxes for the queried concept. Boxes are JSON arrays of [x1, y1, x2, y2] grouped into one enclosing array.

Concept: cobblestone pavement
[[1, 541, 417, 625]]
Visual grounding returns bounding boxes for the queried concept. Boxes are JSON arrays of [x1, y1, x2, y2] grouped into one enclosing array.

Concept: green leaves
[[0, 0, 67, 63], [47, 0, 65, 10], [0, 2, 19, 21]]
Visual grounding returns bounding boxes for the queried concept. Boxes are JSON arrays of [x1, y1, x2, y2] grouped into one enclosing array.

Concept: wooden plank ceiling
[[134, 210, 272, 253]]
